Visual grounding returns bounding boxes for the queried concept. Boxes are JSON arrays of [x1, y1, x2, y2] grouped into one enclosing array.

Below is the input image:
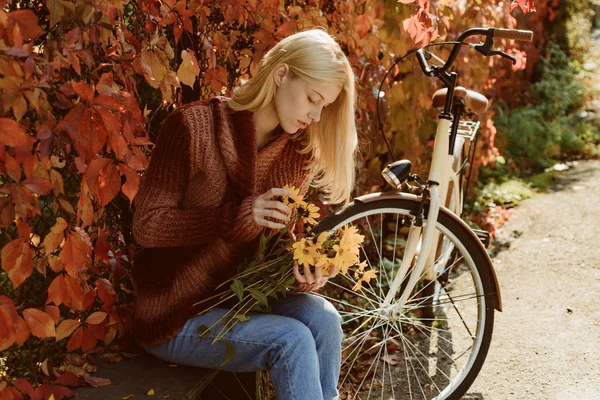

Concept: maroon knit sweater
[[131, 97, 314, 347]]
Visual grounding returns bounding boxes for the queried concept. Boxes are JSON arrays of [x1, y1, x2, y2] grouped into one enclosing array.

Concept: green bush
[[494, 42, 595, 172]]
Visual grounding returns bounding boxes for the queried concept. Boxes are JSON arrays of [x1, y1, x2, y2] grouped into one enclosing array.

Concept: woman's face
[[273, 65, 342, 134]]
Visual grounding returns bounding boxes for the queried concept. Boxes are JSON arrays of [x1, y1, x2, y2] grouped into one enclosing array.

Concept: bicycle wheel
[[313, 196, 496, 400]]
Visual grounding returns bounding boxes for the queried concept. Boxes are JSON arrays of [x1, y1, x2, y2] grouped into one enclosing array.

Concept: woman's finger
[[314, 265, 324, 285], [293, 261, 306, 283], [260, 188, 294, 200], [303, 263, 315, 284], [254, 208, 290, 223], [254, 216, 286, 230]]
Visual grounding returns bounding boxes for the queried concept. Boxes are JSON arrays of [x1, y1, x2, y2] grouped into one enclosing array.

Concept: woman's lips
[[298, 120, 308, 129]]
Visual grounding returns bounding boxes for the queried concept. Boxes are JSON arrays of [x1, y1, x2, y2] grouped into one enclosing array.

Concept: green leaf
[[248, 289, 269, 306], [284, 275, 296, 288], [231, 279, 244, 302], [234, 314, 251, 322], [496, 156, 506, 164], [219, 339, 235, 367], [197, 324, 210, 339], [258, 233, 267, 257]]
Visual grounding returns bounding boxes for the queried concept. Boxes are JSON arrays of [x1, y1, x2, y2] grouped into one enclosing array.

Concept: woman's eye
[[308, 97, 317, 104]]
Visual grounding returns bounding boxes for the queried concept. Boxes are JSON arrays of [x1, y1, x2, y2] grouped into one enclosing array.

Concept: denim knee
[[270, 320, 318, 366], [304, 296, 343, 345]]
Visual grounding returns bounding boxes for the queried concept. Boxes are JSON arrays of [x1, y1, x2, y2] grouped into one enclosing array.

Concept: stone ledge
[[73, 352, 219, 400]]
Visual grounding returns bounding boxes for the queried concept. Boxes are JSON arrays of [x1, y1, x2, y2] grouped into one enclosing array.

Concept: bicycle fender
[[332, 191, 503, 311]]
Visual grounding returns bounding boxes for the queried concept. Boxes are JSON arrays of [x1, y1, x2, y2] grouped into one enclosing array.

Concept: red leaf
[[80, 327, 98, 352], [275, 22, 297, 39], [5, 154, 22, 182], [61, 231, 92, 278], [0, 304, 15, 351], [355, 15, 374, 39], [95, 278, 116, 309], [94, 229, 110, 263], [71, 81, 94, 103], [54, 371, 85, 387], [206, 66, 228, 93], [64, 275, 85, 310], [12, 379, 33, 396], [8, 10, 45, 40], [1, 238, 33, 288], [0, 387, 24, 400], [0, 118, 30, 147], [22, 308, 56, 338], [22, 176, 53, 195], [67, 326, 84, 352], [46, 274, 66, 306], [83, 375, 111, 387], [44, 305, 60, 325]]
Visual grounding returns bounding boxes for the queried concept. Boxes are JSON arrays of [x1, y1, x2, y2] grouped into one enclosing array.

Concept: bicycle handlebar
[[493, 28, 534, 42], [437, 27, 533, 73]]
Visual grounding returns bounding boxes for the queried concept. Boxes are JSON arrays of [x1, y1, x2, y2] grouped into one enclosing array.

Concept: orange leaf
[[61, 231, 92, 278], [0, 304, 15, 351], [64, 275, 85, 310], [21, 176, 53, 195], [56, 319, 80, 341], [67, 326, 84, 351], [8, 10, 45, 40], [71, 81, 94, 103], [119, 164, 139, 204], [44, 305, 60, 325], [206, 66, 227, 93], [95, 278, 116, 309], [94, 229, 110, 263], [22, 308, 56, 338], [5, 154, 22, 182], [80, 327, 97, 352], [177, 49, 200, 88], [1, 238, 33, 288], [0, 118, 30, 147], [77, 179, 94, 227], [85, 311, 107, 325], [42, 217, 67, 254]]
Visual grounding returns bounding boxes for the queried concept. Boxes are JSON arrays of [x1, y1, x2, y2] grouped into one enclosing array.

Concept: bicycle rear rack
[[450, 120, 480, 141]]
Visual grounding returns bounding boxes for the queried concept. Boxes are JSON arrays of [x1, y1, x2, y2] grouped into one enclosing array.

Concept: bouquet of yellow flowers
[[193, 185, 377, 364]]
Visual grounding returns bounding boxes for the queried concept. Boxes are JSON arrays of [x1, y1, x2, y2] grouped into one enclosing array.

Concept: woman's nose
[[309, 109, 321, 123]]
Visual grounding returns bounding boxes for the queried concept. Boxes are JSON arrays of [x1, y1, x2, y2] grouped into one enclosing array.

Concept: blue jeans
[[145, 293, 342, 400]]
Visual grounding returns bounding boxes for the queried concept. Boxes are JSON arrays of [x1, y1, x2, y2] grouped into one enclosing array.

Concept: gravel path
[[466, 159, 600, 399]]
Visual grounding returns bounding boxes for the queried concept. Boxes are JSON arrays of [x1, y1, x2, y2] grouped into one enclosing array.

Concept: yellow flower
[[315, 257, 335, 276], [352, 268, 378, 291], [332, 243, 359, 275], [292, 238, 320, 268], [282, 185, 307, 209], [339, 225, 364, 256], [300, 203, 320, 226]]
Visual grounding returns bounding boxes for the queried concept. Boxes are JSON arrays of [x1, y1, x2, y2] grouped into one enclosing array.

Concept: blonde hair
[[228, 28, 359, 206]]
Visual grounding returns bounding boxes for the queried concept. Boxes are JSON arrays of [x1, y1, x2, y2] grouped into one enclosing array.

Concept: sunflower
[[292, 238, 321, 268], [332, 242, 359, 275], [352, 267, 378, 291], [339, 225, 364, 256], [282, 184, 307, 209], [299, 203, 320, 226]]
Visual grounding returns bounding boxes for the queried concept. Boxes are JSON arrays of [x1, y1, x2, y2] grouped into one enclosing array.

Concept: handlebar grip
[[493, 28, 534, 42]]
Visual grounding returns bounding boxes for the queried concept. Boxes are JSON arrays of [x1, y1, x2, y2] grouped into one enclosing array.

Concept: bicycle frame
[[383, 117, 453, 308]]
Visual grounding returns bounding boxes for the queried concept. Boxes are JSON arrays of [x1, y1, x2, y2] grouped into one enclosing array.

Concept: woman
[[131, 28, 358, 400]]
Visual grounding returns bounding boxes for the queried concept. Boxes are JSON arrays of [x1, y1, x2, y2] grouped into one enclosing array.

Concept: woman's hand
[[253, 188, 294, 229], [292, 261, 338, 292]]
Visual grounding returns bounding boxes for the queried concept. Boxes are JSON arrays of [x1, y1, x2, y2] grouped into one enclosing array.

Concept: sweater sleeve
[[132, 109, 262, 248]]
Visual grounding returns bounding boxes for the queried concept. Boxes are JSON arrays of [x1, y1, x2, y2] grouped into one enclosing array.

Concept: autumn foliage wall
[[0, 0, 540, 398]]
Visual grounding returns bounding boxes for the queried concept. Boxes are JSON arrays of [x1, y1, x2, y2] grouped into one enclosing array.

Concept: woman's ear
[[273, 63, 289, 87]]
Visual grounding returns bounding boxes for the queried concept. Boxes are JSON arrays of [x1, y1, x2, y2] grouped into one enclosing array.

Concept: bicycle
[[312, 27, 534, 400]]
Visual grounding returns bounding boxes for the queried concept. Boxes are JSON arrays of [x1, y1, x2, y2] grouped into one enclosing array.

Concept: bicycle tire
[[313, 196, 495, 400]]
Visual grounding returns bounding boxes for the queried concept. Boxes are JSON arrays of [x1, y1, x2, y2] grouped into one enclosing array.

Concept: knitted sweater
[[131, 96, 314, 347]]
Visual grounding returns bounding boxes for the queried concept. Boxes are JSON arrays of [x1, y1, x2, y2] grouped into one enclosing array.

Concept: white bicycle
[[313, 27, 533, 400]]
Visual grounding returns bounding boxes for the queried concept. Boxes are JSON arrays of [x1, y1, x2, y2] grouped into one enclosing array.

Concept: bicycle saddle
[[432, 86, 489, 114]]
